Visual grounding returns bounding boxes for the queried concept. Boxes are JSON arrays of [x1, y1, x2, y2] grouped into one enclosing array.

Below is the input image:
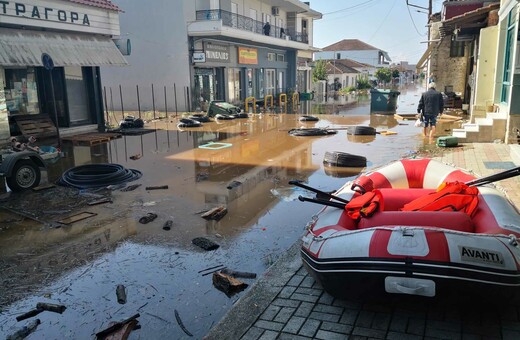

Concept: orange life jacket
[[345, 190, 383, 221], [401, 181, 479, 217]]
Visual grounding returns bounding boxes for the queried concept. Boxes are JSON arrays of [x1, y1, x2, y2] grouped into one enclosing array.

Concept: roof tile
[[322, 39, 380, 52], [69, 0, 121, 12]]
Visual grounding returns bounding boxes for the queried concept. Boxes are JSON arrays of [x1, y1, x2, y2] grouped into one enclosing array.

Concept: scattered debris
[[88, 197, 113, 206], [36, 302, 67, 314], [226, 181, 242, 190], [58, 212, 97, 225], [143, 201, 156, 207], [198, 264, 225, 273], [139, 213, 158, 224], [200, 206, 227, 221], [195, 172, 209, 182], [15, 308, 44, 322], [129, 154, 142, 160], [116, 285, 127, 304], [32, 183, 56, 192], [192, 237, 220, 251], [212, 271, 248, 297], [107, 184, 127, 191], [221, 268, 257, 279], [174, 310, 193, 337], [120, 184, 141, 192], [162, 220, 173, 231], [145, 185, 168, 190], [95, 313, 140, 340], [6, 319, 41, 340]]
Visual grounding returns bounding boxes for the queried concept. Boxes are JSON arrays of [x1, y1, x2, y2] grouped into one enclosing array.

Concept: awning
[[0, 28, 128, 67], [416, 43, 434, 70]]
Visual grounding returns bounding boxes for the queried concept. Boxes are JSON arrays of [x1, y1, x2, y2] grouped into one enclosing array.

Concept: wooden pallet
[[13, 114, 58, 138], [62, 132, 122, 146]]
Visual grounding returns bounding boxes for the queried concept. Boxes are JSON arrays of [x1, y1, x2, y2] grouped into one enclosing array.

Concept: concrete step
[[461, 123, 479, 132], [452, 128, 467, 139], [474, 117, 493, 126], [487, 111, 508, 120]]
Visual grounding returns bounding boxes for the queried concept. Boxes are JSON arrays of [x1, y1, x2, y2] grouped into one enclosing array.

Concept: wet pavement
[[0, 84, 470, 339]]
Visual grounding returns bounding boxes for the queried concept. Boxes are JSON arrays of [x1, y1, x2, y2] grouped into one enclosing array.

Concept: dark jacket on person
[[418, 88, 444, 116]]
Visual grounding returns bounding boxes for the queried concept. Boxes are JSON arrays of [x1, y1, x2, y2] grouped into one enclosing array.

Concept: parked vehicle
[[0, 150, 46, 191]]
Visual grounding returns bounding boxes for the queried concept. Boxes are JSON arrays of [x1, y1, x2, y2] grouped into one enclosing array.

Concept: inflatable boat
[[299, 158, 520, 299]]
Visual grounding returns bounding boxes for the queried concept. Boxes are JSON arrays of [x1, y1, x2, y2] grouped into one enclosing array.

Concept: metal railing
[[195, 9, 308, 44]]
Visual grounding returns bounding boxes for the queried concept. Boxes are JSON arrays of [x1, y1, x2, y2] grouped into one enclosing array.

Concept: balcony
[[191, 9, 310, 47]]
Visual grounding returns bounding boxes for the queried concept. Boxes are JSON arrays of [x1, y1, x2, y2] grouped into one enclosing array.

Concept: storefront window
[[228, 68, 241, 103], [265, 69, 275, 96], [255, 69, 264, 98], [4, 68, 40, 116]]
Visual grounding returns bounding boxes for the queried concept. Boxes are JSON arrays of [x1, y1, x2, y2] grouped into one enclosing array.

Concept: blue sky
[[311, 0, 443, 64]]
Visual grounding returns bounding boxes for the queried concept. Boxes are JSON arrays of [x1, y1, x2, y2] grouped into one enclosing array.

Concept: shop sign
[[0, 1, 90, 25], [193, 52, 206, 63], [205, 42, 230, 63], [238, 47, 258, 65]]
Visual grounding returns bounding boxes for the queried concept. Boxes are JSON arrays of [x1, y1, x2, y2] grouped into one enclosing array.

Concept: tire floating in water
[[189, 114, 211, 123], [346, 126, 376, 136], [177, 118, 202, 128], [323, 151, 367, 168], [299, 115, 319, 122], [289, 128, 337, 137], [232, 113, 249, 119]]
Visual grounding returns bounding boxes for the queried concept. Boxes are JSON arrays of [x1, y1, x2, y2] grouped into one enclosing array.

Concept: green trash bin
[[370, 89, 400, 113]]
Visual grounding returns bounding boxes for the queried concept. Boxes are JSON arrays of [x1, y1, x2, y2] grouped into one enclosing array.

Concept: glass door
[[265, 69, 275, 96]]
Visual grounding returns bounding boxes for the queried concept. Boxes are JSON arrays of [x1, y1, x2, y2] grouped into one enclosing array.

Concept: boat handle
[[394, 283, 424, 295]]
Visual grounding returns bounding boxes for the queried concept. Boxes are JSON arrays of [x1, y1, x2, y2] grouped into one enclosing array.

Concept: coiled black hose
[[57, 164, 142, 189]]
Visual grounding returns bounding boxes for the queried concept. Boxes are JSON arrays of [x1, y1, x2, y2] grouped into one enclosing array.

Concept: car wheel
[[6, 159, 41, 191]]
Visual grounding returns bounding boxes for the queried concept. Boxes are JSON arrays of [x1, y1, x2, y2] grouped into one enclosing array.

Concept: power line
[[368, 0, 397, 42], [322, 0, 375, 15], [406, 1, 427, 36]]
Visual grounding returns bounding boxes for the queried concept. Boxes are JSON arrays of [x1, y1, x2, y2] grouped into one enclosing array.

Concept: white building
[[314, 39, 391, 69], [101, 0, 322, 112]]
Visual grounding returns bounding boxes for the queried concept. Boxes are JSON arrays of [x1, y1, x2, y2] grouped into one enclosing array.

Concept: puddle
[[0, 83, 466, 338]]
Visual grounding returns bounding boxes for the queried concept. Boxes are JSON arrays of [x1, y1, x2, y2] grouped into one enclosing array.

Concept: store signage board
[[204, 42, 230, 63], [238, 47, 258, 65], [193, 52, 206, 63]]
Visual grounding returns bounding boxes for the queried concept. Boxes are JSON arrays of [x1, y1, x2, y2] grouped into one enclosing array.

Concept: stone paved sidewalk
[[206, 143, 520, 340]]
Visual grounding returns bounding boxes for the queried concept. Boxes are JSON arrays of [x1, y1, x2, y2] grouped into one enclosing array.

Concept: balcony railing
[[195, 9, 309, 44]]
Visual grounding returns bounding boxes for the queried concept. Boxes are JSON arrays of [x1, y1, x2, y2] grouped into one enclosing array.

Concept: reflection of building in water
[[370, 114, 398, 129]]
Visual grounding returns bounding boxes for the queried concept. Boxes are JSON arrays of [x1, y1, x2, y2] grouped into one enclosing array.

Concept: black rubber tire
[[299, 115, 319, 122], [232, 113, 249, 119], [324, 165, 364, 178], [215, 114, 235, 120], [6, 159, 41, 191], [346, 126, 376, 136], [178, 118, 202, 128], [189, 115, 211, 123], [323, 151, 367, 167], [289, 128, 336, 136]]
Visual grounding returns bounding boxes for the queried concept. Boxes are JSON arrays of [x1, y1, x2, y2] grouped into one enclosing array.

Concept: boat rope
[[305, 216, 520, 245]]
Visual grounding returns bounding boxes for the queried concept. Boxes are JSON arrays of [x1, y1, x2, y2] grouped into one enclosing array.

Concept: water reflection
[[0, 83, 461, 339]]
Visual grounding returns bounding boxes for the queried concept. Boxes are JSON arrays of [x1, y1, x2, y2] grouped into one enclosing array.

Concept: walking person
[[417, 82, 444, 140]]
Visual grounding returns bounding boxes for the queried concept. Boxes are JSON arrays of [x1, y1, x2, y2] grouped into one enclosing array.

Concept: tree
[[312, 59, 328, 82], [392, 69, 400, 79], [375, 68, 392, 84]]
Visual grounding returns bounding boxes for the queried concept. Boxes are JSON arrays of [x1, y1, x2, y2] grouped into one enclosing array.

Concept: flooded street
[[0, 84, 463, 339]]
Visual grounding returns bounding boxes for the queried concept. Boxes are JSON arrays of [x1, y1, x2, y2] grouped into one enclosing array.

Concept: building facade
[[314, 39, 391, 69], [101, 0, 321, 112], [0, 0, 127, 141]]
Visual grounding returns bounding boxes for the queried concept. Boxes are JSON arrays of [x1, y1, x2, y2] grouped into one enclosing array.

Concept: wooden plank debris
[[58, 212, 97, 225]]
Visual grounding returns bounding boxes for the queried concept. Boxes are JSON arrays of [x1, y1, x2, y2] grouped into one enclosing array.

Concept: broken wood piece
[[120, 184, 141, 192], [212, 271, 248, 297], [192, 237, 219, 251], [36, 302, 67, 314], [88, 197, 113, 206], [32, 183, 55, 192], [95, 313, 140, 339], [116, 284, 127, 304], [57, 212, 97, 225], [200, 206, 227, 221], [221, 268, 257, 279], [174, 310, 193, 337], [6, 319, 40, 340], [15, 308, 44, 322], [129, 154, 142, 160], [145, 185, 168, 190], [101, 319, 138, 340]]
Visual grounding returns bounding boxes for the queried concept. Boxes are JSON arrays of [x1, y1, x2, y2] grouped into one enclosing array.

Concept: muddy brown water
[[0, 85, 463, 339]]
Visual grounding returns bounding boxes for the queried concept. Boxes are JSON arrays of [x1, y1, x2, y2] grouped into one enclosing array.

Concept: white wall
[[101, 0, 193, 111]]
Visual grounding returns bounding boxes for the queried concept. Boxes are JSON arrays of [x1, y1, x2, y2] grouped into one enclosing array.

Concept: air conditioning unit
[[272, 7, 280, 16]]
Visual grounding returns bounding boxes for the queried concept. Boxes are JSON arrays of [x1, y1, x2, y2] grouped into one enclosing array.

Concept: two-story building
[[314, 39, 392, 69], [0, 0, 127, 141], [101, 0, 322, 112]]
